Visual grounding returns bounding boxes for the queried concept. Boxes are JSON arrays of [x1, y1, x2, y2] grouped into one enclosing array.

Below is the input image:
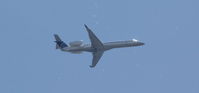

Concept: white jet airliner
[[54, 24, 144, 68]]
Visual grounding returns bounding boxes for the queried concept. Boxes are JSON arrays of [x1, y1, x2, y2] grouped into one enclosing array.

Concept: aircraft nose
[[138, 42, 145, 46]]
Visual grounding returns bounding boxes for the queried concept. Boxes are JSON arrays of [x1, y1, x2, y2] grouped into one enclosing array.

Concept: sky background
[[0, 0, 199, 93]]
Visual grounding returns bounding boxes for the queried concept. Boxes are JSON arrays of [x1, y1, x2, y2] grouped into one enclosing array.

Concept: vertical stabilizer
[[54, 34, 68, 49]]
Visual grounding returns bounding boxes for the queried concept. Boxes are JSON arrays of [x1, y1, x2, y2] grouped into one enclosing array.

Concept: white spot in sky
[[175, 26, 179, 31], [95, 21, 99, 25], [136, 64, 140, 67], [93, 2, 99, 8], [91, 14, 97, 18]]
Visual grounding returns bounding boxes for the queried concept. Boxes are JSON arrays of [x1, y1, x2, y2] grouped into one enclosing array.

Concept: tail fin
[[54, 34, 68, 49]]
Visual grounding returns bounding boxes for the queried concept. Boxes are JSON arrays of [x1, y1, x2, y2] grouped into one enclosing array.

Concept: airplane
[[54, 24, 144, 68]]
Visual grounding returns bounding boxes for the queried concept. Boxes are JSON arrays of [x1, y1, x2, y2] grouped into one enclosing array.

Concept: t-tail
[[54, 34, 68, 49]]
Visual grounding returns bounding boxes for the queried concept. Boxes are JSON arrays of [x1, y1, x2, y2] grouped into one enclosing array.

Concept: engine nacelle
[[69, 40, 83, 47]]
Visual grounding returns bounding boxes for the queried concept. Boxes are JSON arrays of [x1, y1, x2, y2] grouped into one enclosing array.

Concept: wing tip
[[89, 65, 95, 68], [84, 24, 89, 29]]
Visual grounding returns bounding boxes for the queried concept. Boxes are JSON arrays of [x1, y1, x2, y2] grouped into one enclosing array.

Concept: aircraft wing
[[84, 24, 104, 50], [90, 51, 104, 68], [84, 24, 105, 68]]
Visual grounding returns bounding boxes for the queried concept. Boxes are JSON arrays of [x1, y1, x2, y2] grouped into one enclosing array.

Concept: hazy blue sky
[[0, 0, 198, 93]]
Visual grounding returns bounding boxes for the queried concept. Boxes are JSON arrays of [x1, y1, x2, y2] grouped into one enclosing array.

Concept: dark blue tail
[[54, 34, 68, 49]]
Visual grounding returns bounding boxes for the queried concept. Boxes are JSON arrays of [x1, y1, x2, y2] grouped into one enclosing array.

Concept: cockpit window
[[132, 39, 138, 42]]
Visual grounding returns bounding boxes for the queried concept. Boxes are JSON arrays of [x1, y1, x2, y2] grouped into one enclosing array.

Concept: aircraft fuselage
[[61, 39, 144, 53]]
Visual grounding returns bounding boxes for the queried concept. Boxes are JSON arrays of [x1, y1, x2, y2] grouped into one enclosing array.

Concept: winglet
[[84, 24, 90, 31]]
